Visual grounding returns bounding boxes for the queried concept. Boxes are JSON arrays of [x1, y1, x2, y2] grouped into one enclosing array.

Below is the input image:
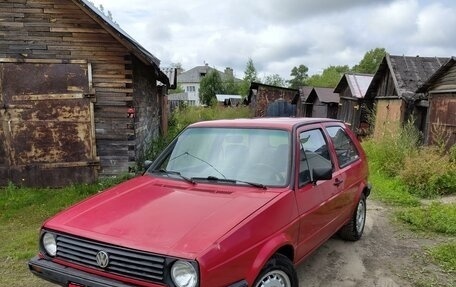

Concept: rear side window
[[326, 126, 360, 167]]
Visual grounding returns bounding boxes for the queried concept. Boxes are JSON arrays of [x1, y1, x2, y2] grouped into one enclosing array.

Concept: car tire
[[339, 193, 366, 241], [253, 254, 298, 287]]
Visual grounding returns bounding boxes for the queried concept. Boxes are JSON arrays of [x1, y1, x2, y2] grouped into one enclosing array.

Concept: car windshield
[[152, 127, 291, 187]]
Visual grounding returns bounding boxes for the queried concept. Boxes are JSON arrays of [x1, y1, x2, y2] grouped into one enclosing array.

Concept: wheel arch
[[245, 235, 296, 285]]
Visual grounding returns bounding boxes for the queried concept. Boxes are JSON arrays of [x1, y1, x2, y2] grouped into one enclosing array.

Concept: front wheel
[[339, 193, 366, 241], [254, 254, 298, 287]]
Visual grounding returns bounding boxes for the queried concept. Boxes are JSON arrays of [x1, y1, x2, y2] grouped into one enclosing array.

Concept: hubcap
[[255, 270, 291, 287], [356, 199, 366, 233]]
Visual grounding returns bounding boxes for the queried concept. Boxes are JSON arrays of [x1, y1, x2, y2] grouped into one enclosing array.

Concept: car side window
[[299, 129, 332, 186], [326, 126, 360, 168]]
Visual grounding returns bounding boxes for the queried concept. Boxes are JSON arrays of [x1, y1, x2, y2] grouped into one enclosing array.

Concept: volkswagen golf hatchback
[[29, 118, 370, 287]]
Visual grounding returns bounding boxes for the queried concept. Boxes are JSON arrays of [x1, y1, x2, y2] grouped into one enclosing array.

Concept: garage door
[[0, 62, 99, 187]]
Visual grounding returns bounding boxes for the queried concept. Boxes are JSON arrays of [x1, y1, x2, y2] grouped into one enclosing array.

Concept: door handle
[[334, 178, 344, 186]]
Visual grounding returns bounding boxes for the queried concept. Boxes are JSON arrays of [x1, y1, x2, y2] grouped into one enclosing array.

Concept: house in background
[[248, 82, 301, 117], [304, 87, 340, 118], [364, 54, 448, 138], [177, 64, 239, 106], [334, 73, 373, 135], [416, 57, 456, 150], [0, 0, 169, 187]]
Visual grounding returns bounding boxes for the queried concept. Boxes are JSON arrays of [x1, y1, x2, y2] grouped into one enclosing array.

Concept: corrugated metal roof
[[334, 73, 373, 99], [216, 94, 242, 102]]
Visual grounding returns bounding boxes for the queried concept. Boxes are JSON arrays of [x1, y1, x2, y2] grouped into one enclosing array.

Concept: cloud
[[91, 0, 456, 79]]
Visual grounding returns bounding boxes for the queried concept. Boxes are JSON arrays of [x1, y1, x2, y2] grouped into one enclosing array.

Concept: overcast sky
[[91, 0, 456, 80]]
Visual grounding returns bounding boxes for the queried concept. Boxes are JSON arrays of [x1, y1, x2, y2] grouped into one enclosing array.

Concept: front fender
[[245, 232, 296, 284]]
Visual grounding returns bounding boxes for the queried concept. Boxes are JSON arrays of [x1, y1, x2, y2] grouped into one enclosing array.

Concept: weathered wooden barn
[[364, 54, 448, 138], [334, 73, 373, 135], [0, 0, 170, 187], [303, 87, 339, 118], [416, 57, 456, 150], [299, 86, 313, 111], [248, 82, 301, 117]]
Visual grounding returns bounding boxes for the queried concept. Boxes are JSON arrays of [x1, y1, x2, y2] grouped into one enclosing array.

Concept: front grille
[[55, 234, 166, 283]]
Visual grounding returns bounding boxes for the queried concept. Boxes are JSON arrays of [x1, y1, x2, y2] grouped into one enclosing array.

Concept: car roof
[[189, 117, 342, 131]]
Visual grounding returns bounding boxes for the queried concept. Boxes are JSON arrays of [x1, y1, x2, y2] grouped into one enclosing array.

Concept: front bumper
[[28, 256, 159, 287], [29, 256, 249, 287]]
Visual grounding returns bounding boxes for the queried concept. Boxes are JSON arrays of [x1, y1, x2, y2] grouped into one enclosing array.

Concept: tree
[[263, 74, 286, 87], [224, 75, 241, 95], [306, 65, 350, 88], [239, 58, 259, 96], [352, 48, 387, 74], [199, 69, 224, 106], [287, 64, 309, 89]]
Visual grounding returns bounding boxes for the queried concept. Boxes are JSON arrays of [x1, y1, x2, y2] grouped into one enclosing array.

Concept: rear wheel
[[254, 254, 298, 287], [339, 193, 366, 241]]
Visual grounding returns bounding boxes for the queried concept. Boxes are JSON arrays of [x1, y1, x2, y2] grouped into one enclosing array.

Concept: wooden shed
[[303, 87, 339, 119], [364, 54, 448, 138], [248, 82, 301, 117], [0, 0, 170, 187], [416, 57, 456, 150], [334, 73, 373, 135]]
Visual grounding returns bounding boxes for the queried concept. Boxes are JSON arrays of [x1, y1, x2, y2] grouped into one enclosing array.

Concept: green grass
[[369, 170, 421, 207], [395, 203, 456, 235], [0, 176, 130, 286], [428, 242, 456, 273]]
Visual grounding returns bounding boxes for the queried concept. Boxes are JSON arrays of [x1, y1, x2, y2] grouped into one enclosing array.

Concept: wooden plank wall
[[428, 94, 456, 150], [0, 0, 157, 177], [429, 65, 456, 92]]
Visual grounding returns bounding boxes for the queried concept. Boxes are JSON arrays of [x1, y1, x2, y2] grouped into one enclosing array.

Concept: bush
[[400, 147, 456, 198], [363, 120, 420, 177]]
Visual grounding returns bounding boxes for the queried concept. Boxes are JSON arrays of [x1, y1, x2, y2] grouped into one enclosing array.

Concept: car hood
[[44, 176, 280, 258]]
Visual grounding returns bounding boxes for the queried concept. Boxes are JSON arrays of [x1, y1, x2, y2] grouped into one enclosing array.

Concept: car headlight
[[171, 260, 198, 287], [42, 232, 57, 257]]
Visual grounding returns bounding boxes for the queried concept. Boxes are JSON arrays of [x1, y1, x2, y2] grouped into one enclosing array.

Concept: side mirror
[[144, 160, 153, 171], [312, 166, 332, 182]]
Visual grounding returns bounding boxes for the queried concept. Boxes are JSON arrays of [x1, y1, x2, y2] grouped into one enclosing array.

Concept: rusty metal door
[[0, 62, 98, 187]]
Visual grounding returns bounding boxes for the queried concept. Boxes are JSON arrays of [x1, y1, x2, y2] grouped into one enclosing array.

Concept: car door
[[294, 125, 339, 260], [322, 124, 363, 226]]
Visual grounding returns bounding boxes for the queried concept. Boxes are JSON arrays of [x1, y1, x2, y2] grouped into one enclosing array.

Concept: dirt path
[[296, 200, 454, 287]]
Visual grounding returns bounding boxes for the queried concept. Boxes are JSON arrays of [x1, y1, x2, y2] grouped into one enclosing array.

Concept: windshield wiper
[[168, 152, 226, 179], [153, 169, 196, 185], [191, 176, 267, 190]]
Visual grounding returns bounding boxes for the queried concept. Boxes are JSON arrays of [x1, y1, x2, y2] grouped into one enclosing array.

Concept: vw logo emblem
[[96, 251, 110, 268]]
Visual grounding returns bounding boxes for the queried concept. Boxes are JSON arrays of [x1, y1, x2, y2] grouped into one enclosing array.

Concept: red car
[[29, 118, 370, 287]]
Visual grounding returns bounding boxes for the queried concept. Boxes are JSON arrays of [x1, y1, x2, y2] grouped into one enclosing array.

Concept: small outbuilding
[[248, 82, 301, 117], [0, 0, 170, 187], [334, 73, 373, 135], [416, 57, 456, 150], [303, 87, 339, 119], [364, 54, 448, 138]]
